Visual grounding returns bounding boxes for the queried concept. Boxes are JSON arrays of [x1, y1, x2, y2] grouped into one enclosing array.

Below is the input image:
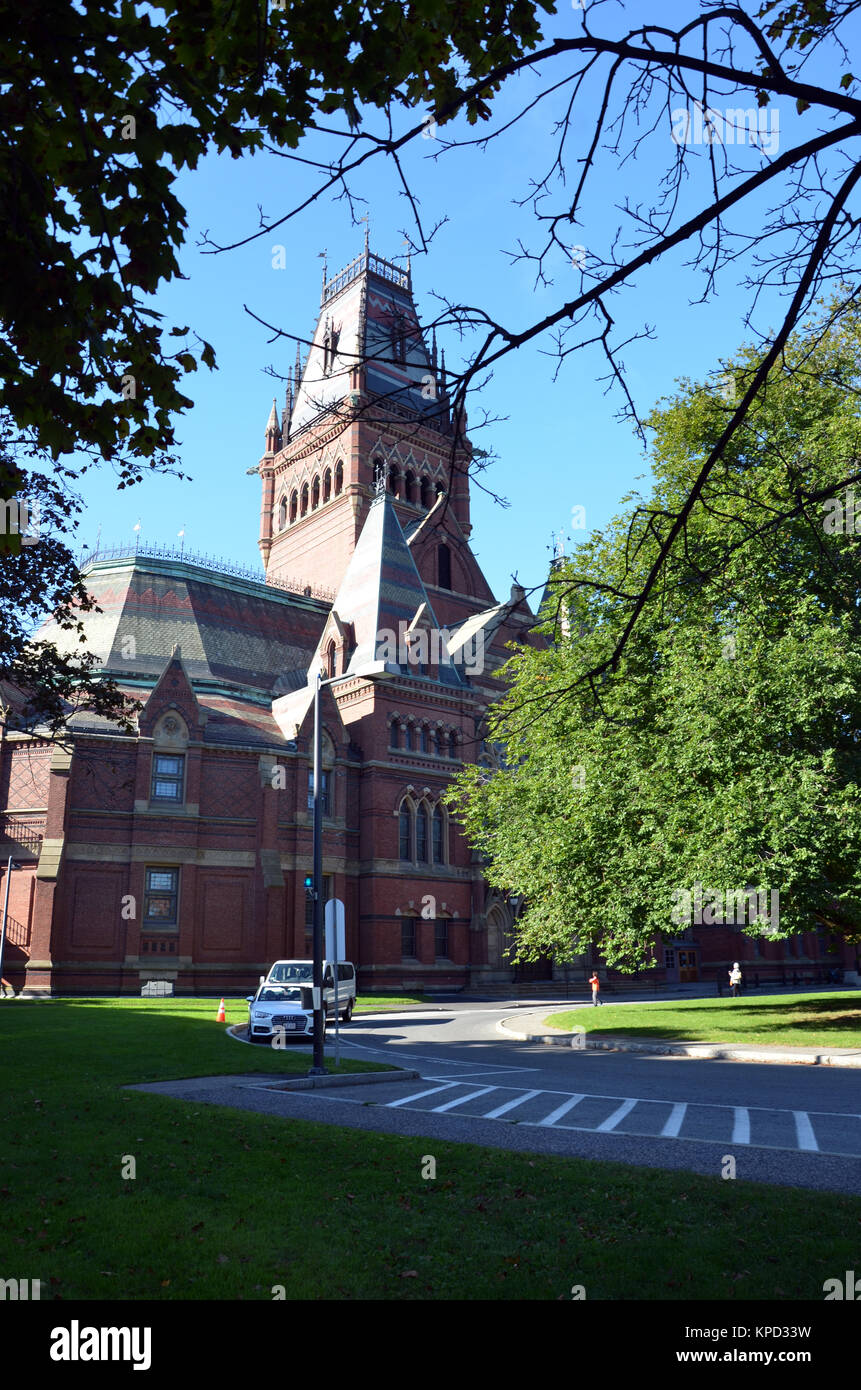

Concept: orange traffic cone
[[216, 998, 226, 1023]]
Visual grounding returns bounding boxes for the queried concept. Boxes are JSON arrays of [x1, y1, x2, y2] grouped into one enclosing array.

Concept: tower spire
[[264, 397, 281, 453]]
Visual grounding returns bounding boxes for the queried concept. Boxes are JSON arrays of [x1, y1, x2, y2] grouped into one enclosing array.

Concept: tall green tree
[[448, 301, 861, 969]]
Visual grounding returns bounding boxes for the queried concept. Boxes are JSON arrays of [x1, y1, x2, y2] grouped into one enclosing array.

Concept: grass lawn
[[545, 991, 861, 1048], [355, 994, 434, 1011], [2, 997, 859, 1300]]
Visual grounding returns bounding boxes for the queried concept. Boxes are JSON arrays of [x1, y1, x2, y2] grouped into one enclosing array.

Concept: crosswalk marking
[[661, 1102, 687, 1138], [794, 1111, 818, 1152], [597, 1098, 637, 1133], [431, 1086, 497, 1113], [358, 1078, 859, 1157], [387, 1081, 459, 1108], [483, 1089, 542, 1119], [538, 1094, 585, 1127]]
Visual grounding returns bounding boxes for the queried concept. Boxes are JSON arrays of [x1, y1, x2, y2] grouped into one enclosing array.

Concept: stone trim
[[35, 837, 65, 880], [64, 845, 256, 867]]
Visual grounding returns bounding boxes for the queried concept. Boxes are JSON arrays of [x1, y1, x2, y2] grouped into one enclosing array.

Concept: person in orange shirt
[[589, 972, 603, 1006]]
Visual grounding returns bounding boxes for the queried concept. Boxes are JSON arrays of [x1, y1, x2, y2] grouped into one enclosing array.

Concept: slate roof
[[38, 555, 328, 697]]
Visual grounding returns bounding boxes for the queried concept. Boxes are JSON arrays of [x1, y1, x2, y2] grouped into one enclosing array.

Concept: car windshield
[[256, 986, 302, 1004], [268, 963, 312, 984]]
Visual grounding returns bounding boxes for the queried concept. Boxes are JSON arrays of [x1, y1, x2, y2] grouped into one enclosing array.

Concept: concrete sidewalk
[[499, 1011, 861, 1068]]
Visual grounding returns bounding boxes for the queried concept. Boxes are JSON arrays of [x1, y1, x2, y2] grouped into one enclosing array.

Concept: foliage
[[448, 301, 861, 968]]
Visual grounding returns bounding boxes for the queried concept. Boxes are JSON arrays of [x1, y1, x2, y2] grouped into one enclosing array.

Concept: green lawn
[[355, 994, 434, 1011], [2, 997, 859, 1300], [546, 991, 861, 1048]]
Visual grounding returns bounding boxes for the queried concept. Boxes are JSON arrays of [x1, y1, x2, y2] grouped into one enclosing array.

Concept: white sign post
[[324, 898, 346, 1065]]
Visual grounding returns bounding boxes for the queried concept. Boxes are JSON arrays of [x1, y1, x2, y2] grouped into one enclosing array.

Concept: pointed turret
[[264, 397, 281, 454]]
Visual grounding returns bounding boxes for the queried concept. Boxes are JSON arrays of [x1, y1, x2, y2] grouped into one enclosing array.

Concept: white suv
[[246, 982, 320, 1043], [264, 959, 357, 1022]]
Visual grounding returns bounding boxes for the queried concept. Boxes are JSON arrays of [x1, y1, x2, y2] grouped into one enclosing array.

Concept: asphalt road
[[142, 1002, 861, 1195]]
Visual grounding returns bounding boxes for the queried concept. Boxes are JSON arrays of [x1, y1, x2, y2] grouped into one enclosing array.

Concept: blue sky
[[69, 1, 855, 609]]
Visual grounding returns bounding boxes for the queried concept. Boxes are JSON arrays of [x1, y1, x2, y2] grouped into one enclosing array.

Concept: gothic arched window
[[399, 802, 412, 860], [388, 465, 400, 497], [300, 483, 309, 516], [334, 460, 344, 495], [416, 805, 428, 862], [278, 497, 287, 530], [312, 475, 321, 510], [326, 640, 336, 679], [404, 470, 416, 504], [420, 476, 433, 509], [389, 721, 399, 751], [323, 468, 332, 503], [433, 806, 445, 864], [448, 731, 458, 760], [289, 490, 298, 523], [404, 723, 413, 752]]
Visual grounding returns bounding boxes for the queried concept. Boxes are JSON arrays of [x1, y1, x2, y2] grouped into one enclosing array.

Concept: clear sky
[[69, 1, 853, 610]]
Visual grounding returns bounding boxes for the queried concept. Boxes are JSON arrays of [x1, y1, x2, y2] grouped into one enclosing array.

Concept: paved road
[[269, 1004, 861, 1192]]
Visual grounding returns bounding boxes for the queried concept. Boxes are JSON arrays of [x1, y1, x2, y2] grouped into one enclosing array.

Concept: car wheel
[[341, 999, 353, 1023]]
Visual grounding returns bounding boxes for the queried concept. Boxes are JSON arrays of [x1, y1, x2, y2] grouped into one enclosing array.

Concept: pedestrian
[[728, 962, 742, 998], [0, 977, 12, 998], [589, 971, 603, 1006]]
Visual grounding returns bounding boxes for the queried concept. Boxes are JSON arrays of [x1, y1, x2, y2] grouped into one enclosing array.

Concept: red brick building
[[1, 242, 857, 994], [0, 244, 536, 996]]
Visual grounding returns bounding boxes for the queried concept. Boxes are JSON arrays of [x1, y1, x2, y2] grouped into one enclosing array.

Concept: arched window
[[434, 728, 444, 757], [420, 476, 433, 509], [326, 640, 336, 679], [278, 496, 287, 530], [399, 803, 412, 860], [323, 468, 332, 503], [389, 721, 399, 751], [433, 806, 445, 864], [404, 723, 413, 751], [388, 465, 400, 497], [289, 490, 298, 523], [419, 725, 429, 753], [334, 460, 344, 495], [300, 482, 309, 516], [404, 470, 416, 504], [312, 475, 320, 509], [438, 543, 451, 590], [416, 805, 428, 862], [448, 731, 458, 760]]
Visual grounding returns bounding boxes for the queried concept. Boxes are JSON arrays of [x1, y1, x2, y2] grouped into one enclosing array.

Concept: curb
[[256, 1069, 421, 1092], [496, 1018, 861, 1067]]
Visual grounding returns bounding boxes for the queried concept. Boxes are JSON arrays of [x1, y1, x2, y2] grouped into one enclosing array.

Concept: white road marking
[[661, 1102, 688, 1138], [538, 1094, 585, 1127], [483, 1089, 543, 1119], [596, 1098, 638, 1132], [430, 1086, 498, 1113], [732, 1107, 751, 1144], [424, 1068, 541, 1080], [386, 1082, 460, 1108], [794, 1111, 819, 1152]]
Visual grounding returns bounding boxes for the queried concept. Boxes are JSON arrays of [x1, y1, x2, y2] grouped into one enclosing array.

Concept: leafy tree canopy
[[448, 298, 861, 969]]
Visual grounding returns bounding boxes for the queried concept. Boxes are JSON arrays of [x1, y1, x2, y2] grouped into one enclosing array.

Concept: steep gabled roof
[[325, 488, 467, 685]]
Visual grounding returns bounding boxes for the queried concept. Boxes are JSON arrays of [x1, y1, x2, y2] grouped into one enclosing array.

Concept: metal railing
[[76, 542, 335, 602]]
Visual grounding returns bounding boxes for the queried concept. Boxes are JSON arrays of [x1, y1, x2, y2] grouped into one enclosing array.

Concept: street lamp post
[[0, 855, 17, 991], [309, 670, 327, 1074]]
